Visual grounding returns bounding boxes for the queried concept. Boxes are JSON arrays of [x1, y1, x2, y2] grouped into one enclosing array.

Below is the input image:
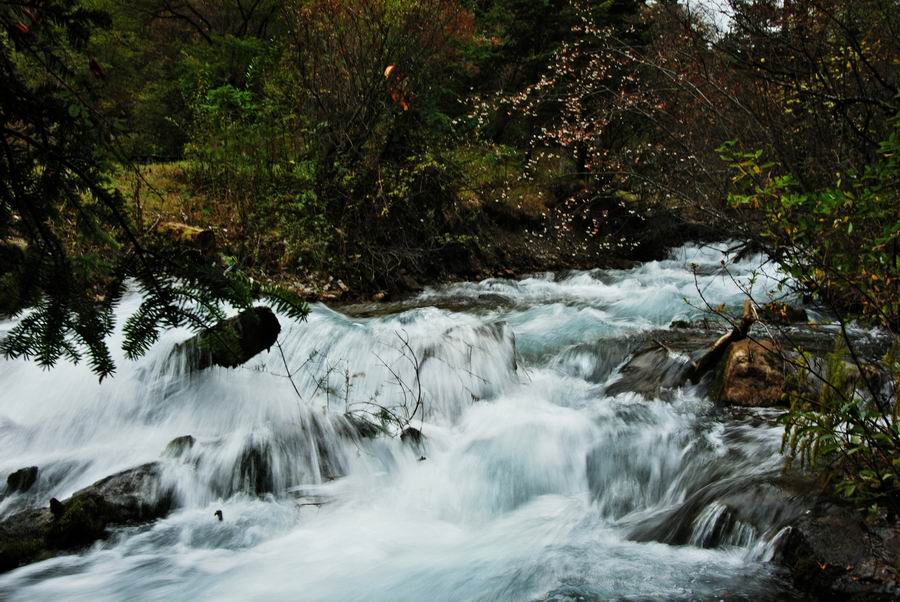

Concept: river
[[0, 242, 810, 600]]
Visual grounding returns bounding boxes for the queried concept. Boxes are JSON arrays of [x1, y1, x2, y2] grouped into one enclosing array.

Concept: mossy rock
[[44, 494, 110, 548], [6, 466, 39, 493], [174, 306, 281, 371], [154, 222, 216, 254], [0, 537, 46, 573], [163, 435, 196, 458], [0, 463, 173, 574]]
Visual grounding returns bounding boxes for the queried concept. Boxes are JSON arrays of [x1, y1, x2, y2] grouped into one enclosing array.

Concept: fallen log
[[688, 299, 758, 384]]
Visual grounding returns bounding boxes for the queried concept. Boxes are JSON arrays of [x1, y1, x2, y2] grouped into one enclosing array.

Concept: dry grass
[[110, 162, 216, 227]]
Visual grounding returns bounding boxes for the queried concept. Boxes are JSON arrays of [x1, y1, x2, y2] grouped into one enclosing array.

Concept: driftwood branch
[[689, 299, 757, 383]]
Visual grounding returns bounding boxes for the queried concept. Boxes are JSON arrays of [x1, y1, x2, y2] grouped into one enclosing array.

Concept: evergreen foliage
[[0, 1, 307, 379]]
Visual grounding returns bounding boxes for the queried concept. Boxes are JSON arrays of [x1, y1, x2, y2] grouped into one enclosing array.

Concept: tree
[[721, 115, 899, 510], [284, 0, 475, 283], [0, 0, 306, 378]]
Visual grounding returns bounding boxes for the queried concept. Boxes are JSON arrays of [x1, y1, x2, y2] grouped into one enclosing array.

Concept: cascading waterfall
[[0, 243, 813, 600]]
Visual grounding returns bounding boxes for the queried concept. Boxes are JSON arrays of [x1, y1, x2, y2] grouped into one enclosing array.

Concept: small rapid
[[0, 243, 807, 600]]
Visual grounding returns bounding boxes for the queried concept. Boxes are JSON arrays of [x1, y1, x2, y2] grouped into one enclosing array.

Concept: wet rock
[[6, 466, 38, 494], [163, 435, 196, 458], [44, 493, 109, 548], [0, 462, 173, 573], [70, 463, 173, 525], [341, 414, 381, 439], [687, 299, 759, 384], [0, 507, 53, 572], [237, 443, 274, 495], [605, 345, 693, 399], [778, 500, 900, 600], [628, 474, 813, 548], [552, 338, 642, 385], [400, 427, 423, 446], [398, 271, 422, 292], [173, 306, 281, 371], [714, 339, 786, 407], [668, 318, 718, 330], [49, 497, 64, 518]]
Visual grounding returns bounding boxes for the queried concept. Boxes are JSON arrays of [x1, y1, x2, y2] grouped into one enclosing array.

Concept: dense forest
[[1, 0, 899, 597]]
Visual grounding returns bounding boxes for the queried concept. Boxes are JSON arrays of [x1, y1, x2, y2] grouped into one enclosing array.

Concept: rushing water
[[0, 243, 812, 600]]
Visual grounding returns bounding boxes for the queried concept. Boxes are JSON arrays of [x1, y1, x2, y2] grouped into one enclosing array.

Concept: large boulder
[[0, 463, 173, 573], [778, 501, 900, 600], [173, 306, 281, 371], [627, 474, 812, 548], [605, 345, 694, 399], [713, 338, 786, 407]]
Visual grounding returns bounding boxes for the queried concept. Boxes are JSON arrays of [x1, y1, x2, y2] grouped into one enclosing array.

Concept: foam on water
[[0, 242, 802, 600]]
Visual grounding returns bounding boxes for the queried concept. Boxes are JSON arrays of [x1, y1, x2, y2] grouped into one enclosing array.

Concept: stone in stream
[[712, 339, 787, 407], [5, 466, 38, 494], [776, 500, 900, 600], [0, 463, 173, 573], [606, 301, 761, 400], [236, 442, 275, 495], [400, 427, 424, 446], [163, 435, 196, 459], [605, 345, 694, 399], [173, 306, 281, 371], [339, 414, 381, 439]]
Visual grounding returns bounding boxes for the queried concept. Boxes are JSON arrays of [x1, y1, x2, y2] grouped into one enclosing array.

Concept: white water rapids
[[0, 243, 812, 600]]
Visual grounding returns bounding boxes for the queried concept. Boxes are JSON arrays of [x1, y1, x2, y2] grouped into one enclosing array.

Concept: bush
[[722, 114, 900, 511]]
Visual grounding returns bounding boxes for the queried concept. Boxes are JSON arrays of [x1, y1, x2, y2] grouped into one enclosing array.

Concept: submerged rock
[[605, 345, 694, 399], [341, 414, 381, 439], [713, 339, 786, 407], [49, 497, 64, 518], [0, 463, 173, 573], [627, 473, 813, 548], [400, 427, 424, 446], [237, 443, 275, 495], [173, 306, 281, 371], [163, 435, 196, 459], [5, 466, 38, 494]]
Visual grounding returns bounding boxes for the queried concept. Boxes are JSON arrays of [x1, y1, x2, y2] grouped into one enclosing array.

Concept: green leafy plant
[[720, 113, 900, 510]]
